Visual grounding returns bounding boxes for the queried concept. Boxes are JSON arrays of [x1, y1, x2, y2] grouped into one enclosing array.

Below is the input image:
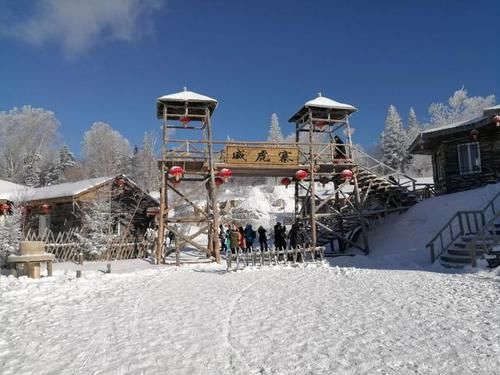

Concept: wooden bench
[[7, 253, 55, 278]]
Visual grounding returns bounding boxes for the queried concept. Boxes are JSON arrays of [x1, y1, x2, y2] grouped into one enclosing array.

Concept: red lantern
[[280, 177, 292, 189], [214, 177, 224, 187], [340, 169, 353, 183], [179, 116, 191, 125], [319, 176, 331, 187], [169, 166, 184, 181], [314, 120, 328, 129], [470, 129, 479, 141], [492, 114, 500, 127], [0, 203, 10, 214], [217, 168, 233, 183], [41, 204, 51, 214], [115, 178, 126, 187], [295, 169, 308, 181]]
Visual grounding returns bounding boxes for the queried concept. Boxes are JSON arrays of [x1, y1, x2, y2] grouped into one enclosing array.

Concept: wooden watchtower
[[288, 93, 369, 252], [156, 88, 220, 265]]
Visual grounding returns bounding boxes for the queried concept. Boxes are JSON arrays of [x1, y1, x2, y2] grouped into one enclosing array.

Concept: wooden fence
[[23, 229, 149, 262]]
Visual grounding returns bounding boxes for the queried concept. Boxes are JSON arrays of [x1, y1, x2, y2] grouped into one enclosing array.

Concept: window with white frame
[[457, 142, 481, 175]]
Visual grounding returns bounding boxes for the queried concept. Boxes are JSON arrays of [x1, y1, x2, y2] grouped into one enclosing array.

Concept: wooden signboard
[[225, 145, 299, 166]]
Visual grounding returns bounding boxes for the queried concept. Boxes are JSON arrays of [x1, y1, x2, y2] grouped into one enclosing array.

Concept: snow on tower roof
[[157, 89, 218, 104], [288, 93, 357, 123], [156, 88, 218, 120], [304, 95, 357, 112]]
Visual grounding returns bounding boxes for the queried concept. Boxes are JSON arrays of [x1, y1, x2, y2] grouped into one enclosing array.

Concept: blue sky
[[1, 0, 499, 155]]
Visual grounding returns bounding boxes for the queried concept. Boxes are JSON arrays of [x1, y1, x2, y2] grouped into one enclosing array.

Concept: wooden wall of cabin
[[435, 127, 500, 194], [25, 201, 82, 235]]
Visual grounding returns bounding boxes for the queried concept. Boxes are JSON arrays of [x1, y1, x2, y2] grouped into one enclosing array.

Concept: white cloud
[[2, 0, 164, 57]]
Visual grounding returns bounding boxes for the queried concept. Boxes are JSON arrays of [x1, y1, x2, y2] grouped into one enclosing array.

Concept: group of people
[[219, 221, 307, 255]]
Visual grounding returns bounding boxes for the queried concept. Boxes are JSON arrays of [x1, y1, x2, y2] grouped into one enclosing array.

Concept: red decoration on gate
[[295, 170, 308, 181], [340, 169, 353, 183], [280, 177, 292, 188], [214, 177, 224, 187], [41, 203, 52, 214], [217, 168, 233, 183], [169, 166, 184, 181]]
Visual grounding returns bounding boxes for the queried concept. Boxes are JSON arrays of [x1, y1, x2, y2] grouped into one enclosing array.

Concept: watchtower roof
[[288, 93, 357, 123], [156, 88, 218, 120]]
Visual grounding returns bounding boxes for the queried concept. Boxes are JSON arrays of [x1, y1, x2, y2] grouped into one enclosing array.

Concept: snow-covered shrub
[[0, 207, 22, 267], [77, 198, 116, 257]]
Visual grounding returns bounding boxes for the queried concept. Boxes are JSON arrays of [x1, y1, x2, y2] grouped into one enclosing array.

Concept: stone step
[[440, 254, 475, 264], [447, 247, 486, 256]]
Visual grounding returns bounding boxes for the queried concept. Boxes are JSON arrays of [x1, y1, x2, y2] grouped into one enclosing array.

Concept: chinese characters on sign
[[225, 146, 299, 166]]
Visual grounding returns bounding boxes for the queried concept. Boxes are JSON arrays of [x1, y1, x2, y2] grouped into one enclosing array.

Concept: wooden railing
[[465, 209, 500, 267], [427, 191, 500, 264], [23, 229, 148, 262]]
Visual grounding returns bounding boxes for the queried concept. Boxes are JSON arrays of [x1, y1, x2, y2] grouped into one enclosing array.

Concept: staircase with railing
[[426, 191, 500, 267], [316, 147, 435, 253]]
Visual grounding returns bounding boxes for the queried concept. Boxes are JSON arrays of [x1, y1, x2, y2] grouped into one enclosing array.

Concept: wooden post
[[47, 260, 53, 277], [78, 252, 83, 265], [107, 263, 112, 273], [347, 115, 370, 255], [308, 111, 317, 249], [157, 106, 168, 265], [76, 270, 81, 278], [206, 108, 220, 263]]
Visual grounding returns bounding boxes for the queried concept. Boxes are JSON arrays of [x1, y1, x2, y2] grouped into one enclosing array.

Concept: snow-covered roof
[[289, 93, 357, 123], [421, 115, 484, 134], [157, 89, 218, 104], [304, 95, 357, 112], [25, 177, 112, 201], [0, 180, 29, 201]]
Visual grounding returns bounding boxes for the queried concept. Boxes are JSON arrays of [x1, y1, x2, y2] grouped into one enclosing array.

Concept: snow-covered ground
[[1, 183, 500, 374], [0, 261, 499, 375]]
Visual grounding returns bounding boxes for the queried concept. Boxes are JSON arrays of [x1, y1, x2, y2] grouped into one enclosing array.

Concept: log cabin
[[408, 106, 500, 195]]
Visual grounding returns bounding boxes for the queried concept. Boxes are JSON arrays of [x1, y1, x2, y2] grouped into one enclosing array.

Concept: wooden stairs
[[427, 191, 500, 268]]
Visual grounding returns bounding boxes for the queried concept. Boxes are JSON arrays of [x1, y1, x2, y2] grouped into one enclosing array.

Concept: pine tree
[[400, 108, 420, 172], [79, 196, 115, 257], [381, 105, 406, 170], [22, 153, 41, 187], [45, 145, 76, 185], [267, 113, 284, 143]]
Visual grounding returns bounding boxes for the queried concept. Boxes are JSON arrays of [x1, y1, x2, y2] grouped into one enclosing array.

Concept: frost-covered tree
[[135, 132, 159, 192], [267, 113, 284, 143], [45, 145, 76, 185], [82, 122, 132, 177], [428, 87, 496, 128], [381, 105, 406, 170], [0, 207, 22, 268], [0, 106, 61, 184], [22, 153, 41, 187], [78, 197, 114, 257]]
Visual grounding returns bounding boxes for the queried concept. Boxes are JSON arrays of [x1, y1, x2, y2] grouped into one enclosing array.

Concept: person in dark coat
[[258, 225, 268, 251], [244, 224, 256, 251], [274, 222, 282, 250], [288, 223, 299, 250], [334, 135, 347, 159]]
